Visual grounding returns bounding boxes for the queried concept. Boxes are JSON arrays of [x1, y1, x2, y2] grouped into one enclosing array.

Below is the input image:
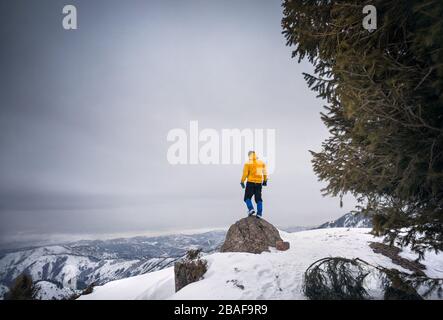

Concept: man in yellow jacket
[[240, 151, 268, 218]]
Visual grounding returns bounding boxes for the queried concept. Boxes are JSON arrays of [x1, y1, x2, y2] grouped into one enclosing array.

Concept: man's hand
[[240, 182, 245, 189], [262, 180, 267, 186]]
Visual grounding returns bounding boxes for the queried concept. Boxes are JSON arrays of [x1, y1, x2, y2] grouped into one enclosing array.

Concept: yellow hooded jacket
[[241, 153, 268, 184]]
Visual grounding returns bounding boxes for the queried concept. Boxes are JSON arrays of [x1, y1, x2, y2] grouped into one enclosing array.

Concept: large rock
[[220, 217, 283, 254], [174, 249, 207, 292]]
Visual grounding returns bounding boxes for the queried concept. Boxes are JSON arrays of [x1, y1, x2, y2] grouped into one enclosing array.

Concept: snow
[[34, 281, 79, 300], [398, 247, 443, 278], [0, 246, 82, 291], [77, 228, 443, 300], [78, 268, 174, 300]]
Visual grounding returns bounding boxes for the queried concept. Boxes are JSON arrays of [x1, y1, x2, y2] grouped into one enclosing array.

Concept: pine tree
[[5, 274, 35, 300], [282, 0, 443, 258]]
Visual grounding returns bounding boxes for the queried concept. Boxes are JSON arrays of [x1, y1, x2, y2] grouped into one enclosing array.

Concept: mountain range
[[316, 212, 372, 229], [0, 212, 371, 300], [0, 231, 226, 299]]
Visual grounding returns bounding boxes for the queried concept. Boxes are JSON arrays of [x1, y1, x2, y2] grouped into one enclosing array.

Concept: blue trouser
[[244, 182, 263, 216]]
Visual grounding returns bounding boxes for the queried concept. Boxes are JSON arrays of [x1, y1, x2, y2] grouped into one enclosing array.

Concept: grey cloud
[[0, 0, 356, 244]]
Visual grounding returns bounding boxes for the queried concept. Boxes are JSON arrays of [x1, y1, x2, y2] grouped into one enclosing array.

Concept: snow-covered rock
[[78, 228, 443, 300]]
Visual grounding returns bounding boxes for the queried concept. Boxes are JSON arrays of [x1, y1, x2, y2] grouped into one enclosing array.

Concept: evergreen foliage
[[303, 257, 443, 300], [282, 0, 443, 257], [303, 257, 370, 299], [5, 274, 35, 300]]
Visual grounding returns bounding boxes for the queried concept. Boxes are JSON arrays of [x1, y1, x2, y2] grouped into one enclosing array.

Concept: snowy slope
[[79, 228, 443, 300], [79, 268, 174, 300], [316, 212, 372, 229]]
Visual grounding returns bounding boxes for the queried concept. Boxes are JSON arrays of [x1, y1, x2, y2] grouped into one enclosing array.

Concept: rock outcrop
[[174, 249, 207, 292], [276, 240, 290, 251], [220, 216, 283, 254]]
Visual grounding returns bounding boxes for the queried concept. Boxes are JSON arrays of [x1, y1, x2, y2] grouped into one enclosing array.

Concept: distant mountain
[[0, 230, 226, 300], [279, 226, 310, 233], [316, 212, 372, 229]]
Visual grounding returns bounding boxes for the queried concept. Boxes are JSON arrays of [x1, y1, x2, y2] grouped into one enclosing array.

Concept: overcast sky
[[0, 0, 356, 246]]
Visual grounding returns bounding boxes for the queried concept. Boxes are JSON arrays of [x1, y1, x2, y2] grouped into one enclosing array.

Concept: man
[[240, 151, 268, 218]]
